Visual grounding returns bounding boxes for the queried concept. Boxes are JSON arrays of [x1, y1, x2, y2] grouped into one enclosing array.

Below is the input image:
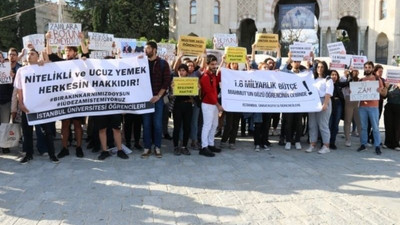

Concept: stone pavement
[[1, 122, 400, 225]]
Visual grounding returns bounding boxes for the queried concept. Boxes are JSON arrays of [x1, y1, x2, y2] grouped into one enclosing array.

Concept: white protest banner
[[48, 23, 82, 47], [289, 43, 312, 61], [0, 62, 12, 84], [18, 57, 154, 125], [213, 33, 238, 49], [157, 43, 176, 65], [386, 69, 400, 84], [88, 32, 114, 51], [330, 54, 352, 70], [327, 42, 346, 56], [23, 34, 45, 52], [221, 68, 322, 113], [351, 55, 368, 70], [89, 51, 111, 59], [350, 81, 379, 101]]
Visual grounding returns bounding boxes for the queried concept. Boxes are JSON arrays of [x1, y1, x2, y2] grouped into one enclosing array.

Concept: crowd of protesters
[[1, 33, 399, 165]]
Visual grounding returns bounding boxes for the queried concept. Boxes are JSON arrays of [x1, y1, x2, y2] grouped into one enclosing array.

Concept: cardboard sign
[[0, 62, 12, 84], [327, 42, 346, 56], [88, 32, 114, 51], [23, 34, 45, 52], [289, 43, 312, 61], [48, 23, 82, 46], [213, 33, 238, 49], [173, 77, 199, 96], [178, 36, 206, 56], [386, 69, 400, 84], [225, 47, 247, 63], [254, 33, 279, 51], [351, 56, 368, 70], [350, 81, 379, 101]]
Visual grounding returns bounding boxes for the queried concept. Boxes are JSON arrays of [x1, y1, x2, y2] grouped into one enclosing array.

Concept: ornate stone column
[[359, 26, 367, 55], [320, 27, 328, 56]]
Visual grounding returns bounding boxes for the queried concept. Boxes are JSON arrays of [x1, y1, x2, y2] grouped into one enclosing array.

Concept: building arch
[[237, 18, 257, 53], [376, 32, 388, 64], [337, 16, 358, 55]]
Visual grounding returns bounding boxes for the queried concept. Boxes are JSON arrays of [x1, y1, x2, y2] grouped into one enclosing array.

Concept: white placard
[[351, 55, 368, 70], [48, 23, 82, 47], [289, 43, 312, 61], [0, 62, 12, 84], [213, 33, 238, 49], [327, 42, 346, 56], [88, 32, 114, 51], [330, 54, 353, 70], [350, 81, 379, 101], [386, 69, 400, 84], [16, 57, 154, 125], [89, 51, 111, 59], [221, 68, 322, 112], [23, 34, 45, 52]]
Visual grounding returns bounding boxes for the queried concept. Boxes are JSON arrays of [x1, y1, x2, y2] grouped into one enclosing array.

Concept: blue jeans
[[358, 107, 380, 147], [142, 99, 164, 149], [329, 99, 343, 144]]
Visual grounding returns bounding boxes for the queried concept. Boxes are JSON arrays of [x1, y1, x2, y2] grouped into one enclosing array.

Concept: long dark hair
[[313, 61, 329, 79], [330, 70, 340, 83]]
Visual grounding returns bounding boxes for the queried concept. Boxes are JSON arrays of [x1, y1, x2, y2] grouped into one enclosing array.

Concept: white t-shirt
[[14, 67, 23, 90], [313, 77, 333, 97]]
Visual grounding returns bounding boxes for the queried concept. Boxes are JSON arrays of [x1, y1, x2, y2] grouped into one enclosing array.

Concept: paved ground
[[1, 121, 400, 225]]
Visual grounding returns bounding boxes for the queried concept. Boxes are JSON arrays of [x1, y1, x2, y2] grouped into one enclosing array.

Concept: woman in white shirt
[[306, 61, 333, 154]]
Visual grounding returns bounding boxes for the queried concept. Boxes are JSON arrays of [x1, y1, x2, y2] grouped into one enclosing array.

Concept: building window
[[190, 0, 196, 24], [380, 0, 387, 19], [214, 0, 220, 24]]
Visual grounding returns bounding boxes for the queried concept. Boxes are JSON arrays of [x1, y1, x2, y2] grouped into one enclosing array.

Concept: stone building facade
[[169, 0, 400, 64]]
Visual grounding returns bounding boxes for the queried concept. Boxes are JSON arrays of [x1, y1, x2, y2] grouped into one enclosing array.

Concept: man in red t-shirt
[[199, 55, 223, 157]]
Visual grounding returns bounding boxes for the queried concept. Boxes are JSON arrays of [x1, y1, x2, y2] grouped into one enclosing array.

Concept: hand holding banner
[[178, 36, 206, 56], [225, 47, 247, 63]]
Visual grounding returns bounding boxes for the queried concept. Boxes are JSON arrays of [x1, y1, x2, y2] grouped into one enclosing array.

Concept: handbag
[[0, 122, 21, 148]]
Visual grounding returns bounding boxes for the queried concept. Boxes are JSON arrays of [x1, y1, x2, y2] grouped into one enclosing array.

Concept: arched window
[[190, 0, 197, 24], [214, 0, 220, 24], [380, 0, 387, 19]]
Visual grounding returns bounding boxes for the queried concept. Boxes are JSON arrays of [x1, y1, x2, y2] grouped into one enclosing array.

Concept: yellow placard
[[173, 77, 199, 96], [177, 36, 206, 56], [254, 33, 279, 51], [224, 47, 247, 63]]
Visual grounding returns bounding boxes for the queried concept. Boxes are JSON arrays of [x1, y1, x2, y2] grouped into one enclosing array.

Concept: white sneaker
[[263, 145, 270, 151], [318, 146, 331, 154], [395, 147, 400, 151], [366, 143, 372, 147], [295, 142, 302, 150], [345, 140, 351, 147], [382, 144, 388, 149], [285, 142, 291, 150], [254, 145, 260, 152], [305, 145, 315, 153]]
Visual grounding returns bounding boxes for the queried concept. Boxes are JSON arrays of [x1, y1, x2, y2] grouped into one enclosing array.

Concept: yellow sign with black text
[[173, 77, 199, 96]]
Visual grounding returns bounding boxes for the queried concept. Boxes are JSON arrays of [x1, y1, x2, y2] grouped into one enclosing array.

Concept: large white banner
[[221, 68, 322, 112], [350, 81, 379, 101], [18, 57, 154, 125]]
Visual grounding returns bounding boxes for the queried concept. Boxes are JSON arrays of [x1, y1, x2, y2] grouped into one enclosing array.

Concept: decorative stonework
[[237, 0, 257, 21], [339, 0, 360, 18]]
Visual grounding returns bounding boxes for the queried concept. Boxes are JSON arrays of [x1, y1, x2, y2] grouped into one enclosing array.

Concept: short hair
[[364, 61, 374, 68], [206, 54, 217, 64], [28, 48, 39, 56], [177, 64, 189, 72], [374, 64, 383, 73], [8, 47, 18, 55], [146, 41, 157, 50], [263, 57, 275, 64], [65, 46, 78, 52]]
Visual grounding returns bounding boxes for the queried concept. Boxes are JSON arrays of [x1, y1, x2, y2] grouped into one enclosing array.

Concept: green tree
[[0, 0, 19, 51], [17, 0, 37, 46]]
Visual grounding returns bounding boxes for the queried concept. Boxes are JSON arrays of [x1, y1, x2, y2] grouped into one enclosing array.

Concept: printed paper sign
[[157, 43, 176, 65], [16, 57, 154, 125], [327, 42, 346, 56], [0, 62, 11, 84], [173, 77, 199, 96], [225, 47, 247, 63], [23, 34, 45, 52], [351, 55, 368, 70], [48, 23, 82, 47], [89, 51, 111, 59], [221, 68, 322, 113], [350, 81, 379, 101], [178, 36, 206, 56], [254, 33, 279, 51], [213, 33, 238, 49], [88, 32, 114, 51], [386, 69, 400, 84], [330, 54, 352, 70], [289, 43, 312, 61]]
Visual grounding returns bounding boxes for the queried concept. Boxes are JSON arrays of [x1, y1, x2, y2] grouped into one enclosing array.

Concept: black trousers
[[253, 113, 271, 146], [172, 102, 193, 147], [283, 113, 303, 143], [123, 114, 142, 145], [384, 103, 400, 149], [221, 112, 241, 144], [21, 112, 55, 157]]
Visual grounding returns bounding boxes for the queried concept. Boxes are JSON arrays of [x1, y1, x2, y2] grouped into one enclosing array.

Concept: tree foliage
[[17, 0, 37, 47], [68, 0, 169, 41], [0, 0, 19, 51]]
